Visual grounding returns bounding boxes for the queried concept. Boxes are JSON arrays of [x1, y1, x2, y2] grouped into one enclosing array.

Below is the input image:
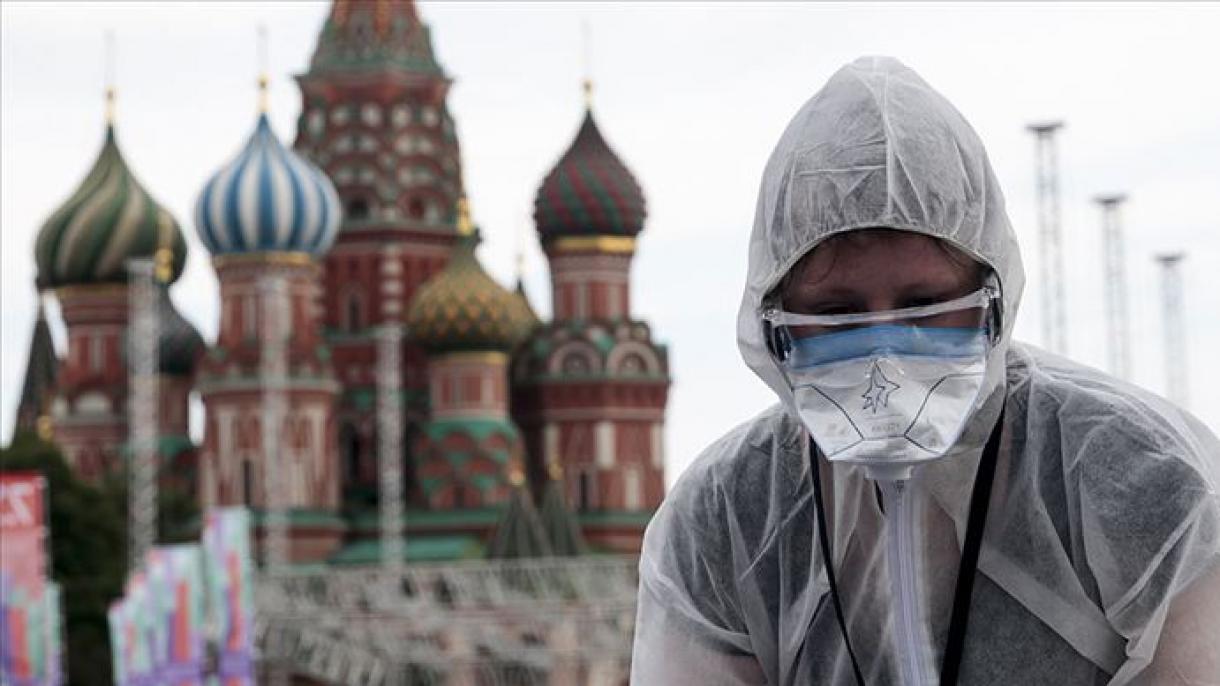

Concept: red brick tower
[[293, 0, 463, 512], [405, 201, 535, 513], [513, 91, 670, 553], [194, 88, 346, 562]]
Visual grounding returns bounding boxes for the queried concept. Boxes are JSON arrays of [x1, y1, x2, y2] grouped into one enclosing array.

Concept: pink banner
[[0, 473, 47, 599]]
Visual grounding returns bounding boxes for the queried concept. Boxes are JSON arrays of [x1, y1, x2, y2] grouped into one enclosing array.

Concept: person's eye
[[808, 304, 856, 316], [900, 296, 942, 309]]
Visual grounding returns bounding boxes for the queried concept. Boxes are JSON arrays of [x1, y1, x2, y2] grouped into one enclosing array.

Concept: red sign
[[0, 472, 47, 597]]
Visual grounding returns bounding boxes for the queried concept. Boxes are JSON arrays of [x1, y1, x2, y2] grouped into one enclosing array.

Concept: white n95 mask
[[765, 287, 999, 481]]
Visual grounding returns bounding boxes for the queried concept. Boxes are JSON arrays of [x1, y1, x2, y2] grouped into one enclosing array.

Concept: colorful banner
[[1, 472, 59, 686], [110, 507, 256, 686], [148, 546, 205, 686], [0, 577, 60, 686], [108, 597, 130, 686], [0, 473, 47, 600], [121, 571, 155, 686], [202, 508, 255, 686]]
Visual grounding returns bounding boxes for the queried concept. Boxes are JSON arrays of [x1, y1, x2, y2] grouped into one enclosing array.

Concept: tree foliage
[[1, 430, 200, 685], [1, 430, 125, 685]]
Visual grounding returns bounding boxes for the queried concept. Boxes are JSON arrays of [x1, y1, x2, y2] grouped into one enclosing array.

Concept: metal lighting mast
[[1156, 253, 1188, 408], [126, 257, 159, 572], [376, 243, 406, 572], [1028, 121, 1068, 355], [1095, 194, 1130, 379], [260, 272, 291, 572]]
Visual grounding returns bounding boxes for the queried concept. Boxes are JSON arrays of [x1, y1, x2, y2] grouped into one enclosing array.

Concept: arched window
[[344, 291, 363, 332], [347, 198, 370, 221], [624, 467, 643, 510], [562, 353, 591, 375], [407, 197, 425, 220], [242, 459, 254, 506], [340, 424, 361, 484], [577, 471, 593, 512], [618, 353, 647, 375]]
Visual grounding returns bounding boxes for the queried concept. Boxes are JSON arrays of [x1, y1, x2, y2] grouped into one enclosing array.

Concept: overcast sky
[[3, 1, 1218, 486]]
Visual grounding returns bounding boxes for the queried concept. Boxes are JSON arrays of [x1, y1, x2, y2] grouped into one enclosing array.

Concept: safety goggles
[[763, 286, 1000, 366]]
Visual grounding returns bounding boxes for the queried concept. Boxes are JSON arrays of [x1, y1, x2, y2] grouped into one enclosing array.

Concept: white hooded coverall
[[630, 57, 1220, 685]]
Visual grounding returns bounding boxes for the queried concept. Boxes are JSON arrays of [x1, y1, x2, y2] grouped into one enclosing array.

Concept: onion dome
[[406, 202, 535, 353], [195, 114, 341, 257], [34, 125, 188, 289], [533, 108, 647, 243], [156, 286, 204, 376]]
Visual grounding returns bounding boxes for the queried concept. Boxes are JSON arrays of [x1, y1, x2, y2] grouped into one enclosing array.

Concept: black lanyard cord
[[811, 438, 867, 685], [809, 404, 1005, 686]]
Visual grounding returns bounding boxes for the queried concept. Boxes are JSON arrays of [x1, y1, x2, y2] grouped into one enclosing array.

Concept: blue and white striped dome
[[195, 113, 341, 257]]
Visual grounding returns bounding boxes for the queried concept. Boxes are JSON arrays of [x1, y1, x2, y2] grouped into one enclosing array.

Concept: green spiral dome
[[35, 125, 187, 289]]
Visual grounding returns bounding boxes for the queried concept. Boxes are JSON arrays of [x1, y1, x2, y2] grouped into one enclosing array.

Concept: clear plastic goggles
[[763, 287, 999, 366]]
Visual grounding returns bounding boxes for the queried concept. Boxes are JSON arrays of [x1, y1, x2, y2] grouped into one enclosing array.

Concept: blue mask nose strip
[[788, 325, 989, 369]]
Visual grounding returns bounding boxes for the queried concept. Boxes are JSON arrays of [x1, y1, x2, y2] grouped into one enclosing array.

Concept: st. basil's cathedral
[[14, 0, 670, 566]]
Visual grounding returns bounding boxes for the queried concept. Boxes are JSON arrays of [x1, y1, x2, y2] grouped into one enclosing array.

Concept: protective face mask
[[765, 288, 997, 481]]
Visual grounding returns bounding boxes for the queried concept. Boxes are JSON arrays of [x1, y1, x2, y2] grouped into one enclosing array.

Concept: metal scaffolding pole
[[377, 322, 405, 572], [1156, 253, 1188, 408], [260, 271, 291, 572], [1095, 194, 1130, 379], [126, 257, 159, 573], [260, 270, 292, 686], [1028, 121, 1068, 355]]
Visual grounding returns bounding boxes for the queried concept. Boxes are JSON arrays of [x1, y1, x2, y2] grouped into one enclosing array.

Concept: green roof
[[330, 535, 484, 564], [426, 417, 519, 443], [119, 434, 195, 461], [249, 509, 347, 528], [348, 507, 505, 531]]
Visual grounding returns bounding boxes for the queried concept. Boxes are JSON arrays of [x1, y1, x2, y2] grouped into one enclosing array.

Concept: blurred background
[[4, 2, 1218, 481], [1, 2, 1217, 684]]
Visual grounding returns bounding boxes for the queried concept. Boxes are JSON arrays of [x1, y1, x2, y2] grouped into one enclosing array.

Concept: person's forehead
[[782, 228, 982, 294]]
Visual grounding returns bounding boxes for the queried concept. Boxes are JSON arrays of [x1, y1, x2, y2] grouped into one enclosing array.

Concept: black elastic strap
[[939, 404, 1005, 685], [809, 404, 1006, 686], [810, 445, 867, 686]]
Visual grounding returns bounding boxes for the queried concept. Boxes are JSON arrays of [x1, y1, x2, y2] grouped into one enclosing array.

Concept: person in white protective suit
[[631, 56, 1220, 686]]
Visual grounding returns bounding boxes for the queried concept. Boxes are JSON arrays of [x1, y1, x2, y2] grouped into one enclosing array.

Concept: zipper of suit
[[882, 479, 935, 686]]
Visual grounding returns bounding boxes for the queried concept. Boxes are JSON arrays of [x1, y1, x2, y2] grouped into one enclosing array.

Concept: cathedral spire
[[104, 30, 116, 126], [14, 297, 58, 439], [257, 24, 270, 113]]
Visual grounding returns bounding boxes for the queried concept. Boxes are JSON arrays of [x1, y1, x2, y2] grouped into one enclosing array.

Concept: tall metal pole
[[377, 323, 404, 572], [378, 244, 405, 572], [126, 258, 159, 573], [1095, 194, 1130, 379], [259, 270, 291, 686], [1156, 253, 1188, 408], [260, 271, 290, 573], [1028, 121, 1067, 355]]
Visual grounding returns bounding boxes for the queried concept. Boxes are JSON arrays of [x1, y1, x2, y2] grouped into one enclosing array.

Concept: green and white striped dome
[[35, 125, 187, 289]]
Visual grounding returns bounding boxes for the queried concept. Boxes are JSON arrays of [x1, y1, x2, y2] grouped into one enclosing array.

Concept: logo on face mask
[[862, 361, 900, 413]]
